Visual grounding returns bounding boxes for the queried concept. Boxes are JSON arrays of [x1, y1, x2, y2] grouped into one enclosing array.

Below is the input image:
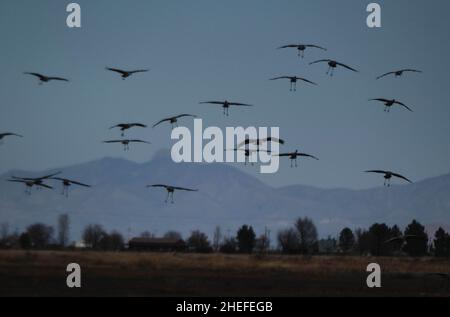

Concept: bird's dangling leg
[[330, 68, 334, 77], [290, 160, 293, 168], [290, 82, 293, 92], [326, 67, 330, 75], [165, 191, 169, 203], [294, 82, 297, 92], [301, 50, 305, 59], [65, 187, 69, 198], [226, 108, 230, 117], [171, 192, 175, 204], [295, 159, 298, 168], [121, 132, 125, 137]]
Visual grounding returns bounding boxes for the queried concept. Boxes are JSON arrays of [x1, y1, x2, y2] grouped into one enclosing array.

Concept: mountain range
[[1, 150, 449, 241]]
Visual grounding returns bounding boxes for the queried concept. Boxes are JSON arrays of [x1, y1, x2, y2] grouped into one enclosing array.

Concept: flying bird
[[270, 76, 317, 91], [0, 133, 23, 144], [147, 184, 198, 203], [365, 170, 412, 187], [49, 177, 91, 197], [24, 72, 69, 85], [369, 98, 413, 113], [376, 69, 422, 80], [105, 67, 149, 79], [274, 150, 319, 168], [385, 234, 426, 246], [309, 59, 358, 76], [199, 100, 253, 116], [277, 44, 327, 58], [225, 148, 271, 166], [110, 123, 147, 137], [153, 114, 197, 129], [237, 137, 285, 149], [8, 172, 61, 194], [103, 139, 151, 151]]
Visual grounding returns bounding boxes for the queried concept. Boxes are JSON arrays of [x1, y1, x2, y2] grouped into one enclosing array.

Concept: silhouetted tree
[[26, 223, 54, 249], [19, 232, 32, 249], [82, 224, 106, 249], [433, 228, 450, 257], [295, 217, 318, 254], [367, 223, 391, 256], [318, 236, 337, 254], [236, 225, 256, 253], [403, 220, 428, 257], [220, 237, 238, 253], [57, 214, 70, 247], [163, 231, 182, 240], [387, 225, 403, 254], [339, 228, 355, 253], [187, 230, 212, 253], [277, 228, 300, 254], [99, 231, 124, 251]]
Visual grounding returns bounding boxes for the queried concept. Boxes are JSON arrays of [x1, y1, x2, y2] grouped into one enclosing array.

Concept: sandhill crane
[[110, 123, 147, 137], [49, 177, 91, 197], [365, 170, 412, 187], [225, 148, 271, 166], [105, 67, 149, 79], [274, 150, 319, 168], [147, 184, 198, 203], [270, 76, 317, 91], [0, 133, 23, 145], [8, 172, 61, 194], [103, 139, 151, 151], [237, 137, 285, 150], [309, 59, 358, 76], [385, 234, 425, 247], [277, 44, 327, 58], [153, 114, 197, 129], [24, 72, 69, 85], [369, 98, 413, 112], [199, 100, 253, 116], [376, 69, 422, 80]]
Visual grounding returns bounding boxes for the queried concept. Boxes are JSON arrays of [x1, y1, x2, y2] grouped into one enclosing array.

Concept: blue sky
[[1, 0, 449, 189]]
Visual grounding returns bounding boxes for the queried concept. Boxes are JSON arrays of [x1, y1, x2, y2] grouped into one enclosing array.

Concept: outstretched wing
[[36, 183, 53, 190], [106, 67, 127, 75], [394, 101, 413, 112], [263, 137, 285, 145], [305, 44, 327, 51], [228, 102, 253, 107], [48, 77, 69, 82], [0, 133, 23, 138], [376, 72, 396, 80], [270, 76, 290, 81], [391, 172, 412, 183], [336, 62, 358, 72], [7, 179, 27, 184], [24, 72, 46, 80], [103, 140, 123, 143], [148, 184, 168, 189], [297, 77, 318, 85], [277, 44, 299, 49], [274, 153, 292, 157], [365, 170, 388, 175], [172, 186, 198, 192], [129, 139, 151, 144], [37, 171, 62, 180], [237, 139, 252, 148], [199, 101, 225, 105], [402, 69, 422, 74], [130, 123, 147, 128], [175, 114, 197, 119], [152, 118, 171, 128], [128, 69, 149, 74], [299, 153, 319, 160], [309, 59, 330, 65]]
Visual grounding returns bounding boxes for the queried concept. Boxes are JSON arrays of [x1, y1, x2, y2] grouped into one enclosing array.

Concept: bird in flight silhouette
[[106, 67, 149, 79], [277, 44, 327, 58], [147, 184, 198, 203], [153, 114, 197, 129], [369, 98, 413, 113], [110, 123, 147, 137], [49, 177, 91, 197], [274, 150, 319, 168], [24, 72, 69, 85], [385, 234, 425, 246], [376, 69, 422, 80], [309, 59, 358, 76], [225, 148, 271, 166], [270, 76, 317, 91], [103, 139, 151, 151], [237, 137, 285, 150], [0, 133, 23, 145], [200, 100, 253, 116], [8, 172, 61, 194], [365, 170, 412, 187]]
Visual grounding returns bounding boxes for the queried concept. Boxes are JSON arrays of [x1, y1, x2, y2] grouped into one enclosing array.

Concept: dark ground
[[0, 251, 449, 297]]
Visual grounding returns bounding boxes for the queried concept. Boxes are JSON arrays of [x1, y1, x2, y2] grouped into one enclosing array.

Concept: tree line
[[1, 214, 449, 257]]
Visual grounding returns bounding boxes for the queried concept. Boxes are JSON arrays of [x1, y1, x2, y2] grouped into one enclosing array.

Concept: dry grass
[[0, 251, 449, 297]]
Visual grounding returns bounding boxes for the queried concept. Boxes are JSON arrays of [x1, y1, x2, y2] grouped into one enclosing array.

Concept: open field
[[0, 250, 449, 297]]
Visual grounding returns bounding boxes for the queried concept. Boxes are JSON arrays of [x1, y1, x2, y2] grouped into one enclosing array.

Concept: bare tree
[[295, 217, 319, 254], [82, 224, 106, 249], [213, 226, 222, 252], [57, 214, 70, 247]]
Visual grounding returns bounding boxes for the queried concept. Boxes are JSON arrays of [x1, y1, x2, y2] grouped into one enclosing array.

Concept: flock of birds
[[1, 41, 423, 203]]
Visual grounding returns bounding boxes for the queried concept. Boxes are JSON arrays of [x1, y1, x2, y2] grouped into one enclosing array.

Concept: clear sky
[[1, 0, 449, 189]]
